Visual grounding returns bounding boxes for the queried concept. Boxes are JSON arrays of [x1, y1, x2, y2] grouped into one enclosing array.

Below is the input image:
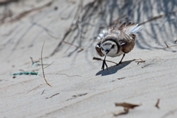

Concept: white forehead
[[101, 41, 116, 48], [102, 40, 115, 44]]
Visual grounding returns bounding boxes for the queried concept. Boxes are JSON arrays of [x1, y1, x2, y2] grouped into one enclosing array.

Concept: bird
[[95, 22, 142, 70]]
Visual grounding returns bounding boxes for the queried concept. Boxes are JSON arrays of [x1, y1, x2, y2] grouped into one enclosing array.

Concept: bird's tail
[[126, 24, 142, 34]]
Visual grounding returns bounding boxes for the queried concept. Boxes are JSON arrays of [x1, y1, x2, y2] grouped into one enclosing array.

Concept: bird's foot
[[101, 60, 108, 70], [116, 61, 122, 66]]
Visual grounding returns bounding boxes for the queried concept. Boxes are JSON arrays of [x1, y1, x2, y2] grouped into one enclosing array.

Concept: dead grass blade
[[135, 58, 146, 65], [41, 41, 52, 87], [46, 93, 60, 99], [93, 57, 117, 64], [155, 99, 160, 109]]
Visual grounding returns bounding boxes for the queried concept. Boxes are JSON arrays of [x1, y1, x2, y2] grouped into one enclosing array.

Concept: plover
[[95, 22, 142, 70]]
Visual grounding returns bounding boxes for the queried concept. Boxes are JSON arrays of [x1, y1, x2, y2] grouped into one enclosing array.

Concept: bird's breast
[[106, 49, 124, 57]]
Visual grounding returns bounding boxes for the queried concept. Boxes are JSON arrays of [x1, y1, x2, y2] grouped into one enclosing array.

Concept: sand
[[0, 0, 177, 118]]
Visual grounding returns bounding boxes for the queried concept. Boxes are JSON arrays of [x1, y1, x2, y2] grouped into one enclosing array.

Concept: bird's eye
[[111, 44, 115, 49], [101, 47, 104, 50]]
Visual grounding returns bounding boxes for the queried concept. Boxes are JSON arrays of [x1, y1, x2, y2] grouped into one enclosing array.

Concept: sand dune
[[0, 0, 177, 118]]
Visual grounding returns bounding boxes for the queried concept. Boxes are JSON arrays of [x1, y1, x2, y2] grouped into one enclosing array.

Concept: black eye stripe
[[111, 44, 115, 48], [102, 39, 119, 53]]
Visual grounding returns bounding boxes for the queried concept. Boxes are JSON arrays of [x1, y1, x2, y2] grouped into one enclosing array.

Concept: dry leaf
[[113, 108, 129, 117], [115, 102, 140, 109], [113, 102, 141, 117]]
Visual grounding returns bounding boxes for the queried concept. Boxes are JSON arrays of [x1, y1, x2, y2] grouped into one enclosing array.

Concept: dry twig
[[46, 93, 60, 99], [135, 58, 146, 65], [155, 99, 160, 109], [67, 93, 87, 101], [93, 57, 117, 64], [72, 93, 87, 97], [41, 42, 52, 87]]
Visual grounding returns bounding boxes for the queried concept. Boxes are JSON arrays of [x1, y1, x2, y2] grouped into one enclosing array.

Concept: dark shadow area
[[96, 59, 134, 76]]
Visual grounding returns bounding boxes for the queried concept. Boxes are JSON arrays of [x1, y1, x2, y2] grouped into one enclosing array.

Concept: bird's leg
[[101, 56, 108, 70], [117, 54, 125, 65]]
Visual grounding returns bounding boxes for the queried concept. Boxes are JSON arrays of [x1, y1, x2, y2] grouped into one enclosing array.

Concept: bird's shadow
[[96, 59, 134, 76]]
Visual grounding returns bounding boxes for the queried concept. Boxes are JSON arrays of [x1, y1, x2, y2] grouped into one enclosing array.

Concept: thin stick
[[43, 61, 54, 69], [93, 57, 117, 64], [41, 42, 52, 87], [46, 93, 60, 99], [155, 99, 160, 109], [135, 58, 146, 65]]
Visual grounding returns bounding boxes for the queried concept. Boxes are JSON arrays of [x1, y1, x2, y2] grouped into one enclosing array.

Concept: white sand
[[0, 0, 177, 118]]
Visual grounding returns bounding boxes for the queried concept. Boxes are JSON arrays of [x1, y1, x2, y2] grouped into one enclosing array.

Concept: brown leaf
[[115, 102, 140, 109], [113, 108, 129, 117]]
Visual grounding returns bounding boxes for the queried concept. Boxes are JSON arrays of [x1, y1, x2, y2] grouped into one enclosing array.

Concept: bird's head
[[100, 40, 118, 57]]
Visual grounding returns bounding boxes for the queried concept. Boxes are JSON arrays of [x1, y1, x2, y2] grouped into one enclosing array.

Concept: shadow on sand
[[96, 59, 134, 76]]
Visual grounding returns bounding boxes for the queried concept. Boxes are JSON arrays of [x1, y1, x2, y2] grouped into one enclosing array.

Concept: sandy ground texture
[[0, 0, 177, 118]]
